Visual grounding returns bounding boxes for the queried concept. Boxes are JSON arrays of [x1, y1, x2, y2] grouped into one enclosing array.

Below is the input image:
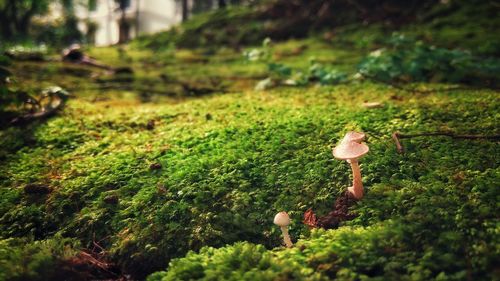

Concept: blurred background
[[1, 0, 255, 46], [0, 0, 497, 53]]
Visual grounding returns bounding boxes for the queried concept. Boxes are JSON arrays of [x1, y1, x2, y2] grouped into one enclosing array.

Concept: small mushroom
[[274, 211, 293, 248], [333, 139, 369, 200]]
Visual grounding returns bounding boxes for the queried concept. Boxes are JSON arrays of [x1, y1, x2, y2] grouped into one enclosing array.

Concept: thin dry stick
[[392, 131, 500, 154], [78, 251, 112, 270], [392, 132, 404, 154]]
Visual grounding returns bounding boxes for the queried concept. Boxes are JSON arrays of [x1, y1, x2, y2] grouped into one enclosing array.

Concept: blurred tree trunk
[[181, 0, 189, 22], [135, 0, 140, 36], [218, 0, 226, 8], [192, 0, 213, 14], [116, 0, 130, 43], [61, 0, 83, 44], [118, 11, 127, 43], [17, 9, 35, 36]]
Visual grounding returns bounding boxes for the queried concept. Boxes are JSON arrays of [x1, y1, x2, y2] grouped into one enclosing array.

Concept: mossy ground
[[0, 29, 499, 281]]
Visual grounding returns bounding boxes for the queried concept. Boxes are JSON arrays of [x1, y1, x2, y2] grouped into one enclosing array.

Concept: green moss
[[147, 242, 316, 281], [0, 236, 80, 281], [1, 79, 498, 278], [150, 211, 498, 280]]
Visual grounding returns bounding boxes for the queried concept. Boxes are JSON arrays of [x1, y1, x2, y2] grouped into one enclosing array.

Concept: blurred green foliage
[[0, 0, 51, 39], [358, 34, 500, 86], [0, 54, 16, 121], [245, 39, 349, 90], [0, 0, 82, 48], [247, 34, 500, 90]]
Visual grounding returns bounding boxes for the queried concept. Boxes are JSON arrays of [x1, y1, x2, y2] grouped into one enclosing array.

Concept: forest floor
[[0, 33, 499, 281]]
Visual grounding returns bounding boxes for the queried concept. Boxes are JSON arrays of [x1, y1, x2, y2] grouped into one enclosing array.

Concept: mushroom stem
[[348, 159, 363, 199], [280, 226, 293, 248]]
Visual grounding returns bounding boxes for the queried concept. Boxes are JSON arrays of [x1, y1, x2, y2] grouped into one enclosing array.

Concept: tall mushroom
[[341, 131, 366, 164], [333, 138, 369, 200], [274, 212, 293, 248]]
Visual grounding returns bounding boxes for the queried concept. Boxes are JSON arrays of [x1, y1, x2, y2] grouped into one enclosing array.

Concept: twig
[[78, 251, 112, 270], [77, 250, 120, 278], [392, 132, 404, 153], [392, 131, 500, 154], [92, 241, 106, 256]]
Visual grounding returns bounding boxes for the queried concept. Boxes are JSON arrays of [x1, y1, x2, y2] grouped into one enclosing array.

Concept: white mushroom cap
[[274, 211, 291, 227], [332, 141, 369, 160], [341, 131, 365, 143]]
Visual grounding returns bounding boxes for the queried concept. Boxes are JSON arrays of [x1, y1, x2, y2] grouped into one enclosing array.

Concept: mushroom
[[332, 139, 369, 200], [341, 131, 366, 144], [274, 211, 293, 248], [341, 131, 366, 164]]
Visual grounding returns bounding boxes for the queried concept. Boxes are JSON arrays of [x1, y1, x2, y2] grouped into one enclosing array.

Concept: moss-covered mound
[[150, 213, 499, 280], [1, 80, 498, 279]]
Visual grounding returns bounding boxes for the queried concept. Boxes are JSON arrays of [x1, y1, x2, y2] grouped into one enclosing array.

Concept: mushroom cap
[[274, 211, 291, 226], [341, 131, 365, 143], [332, 141, 369, 160]]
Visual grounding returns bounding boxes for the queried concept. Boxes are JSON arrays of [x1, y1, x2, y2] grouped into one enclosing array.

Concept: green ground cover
[[0, 3, 499, 280]]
